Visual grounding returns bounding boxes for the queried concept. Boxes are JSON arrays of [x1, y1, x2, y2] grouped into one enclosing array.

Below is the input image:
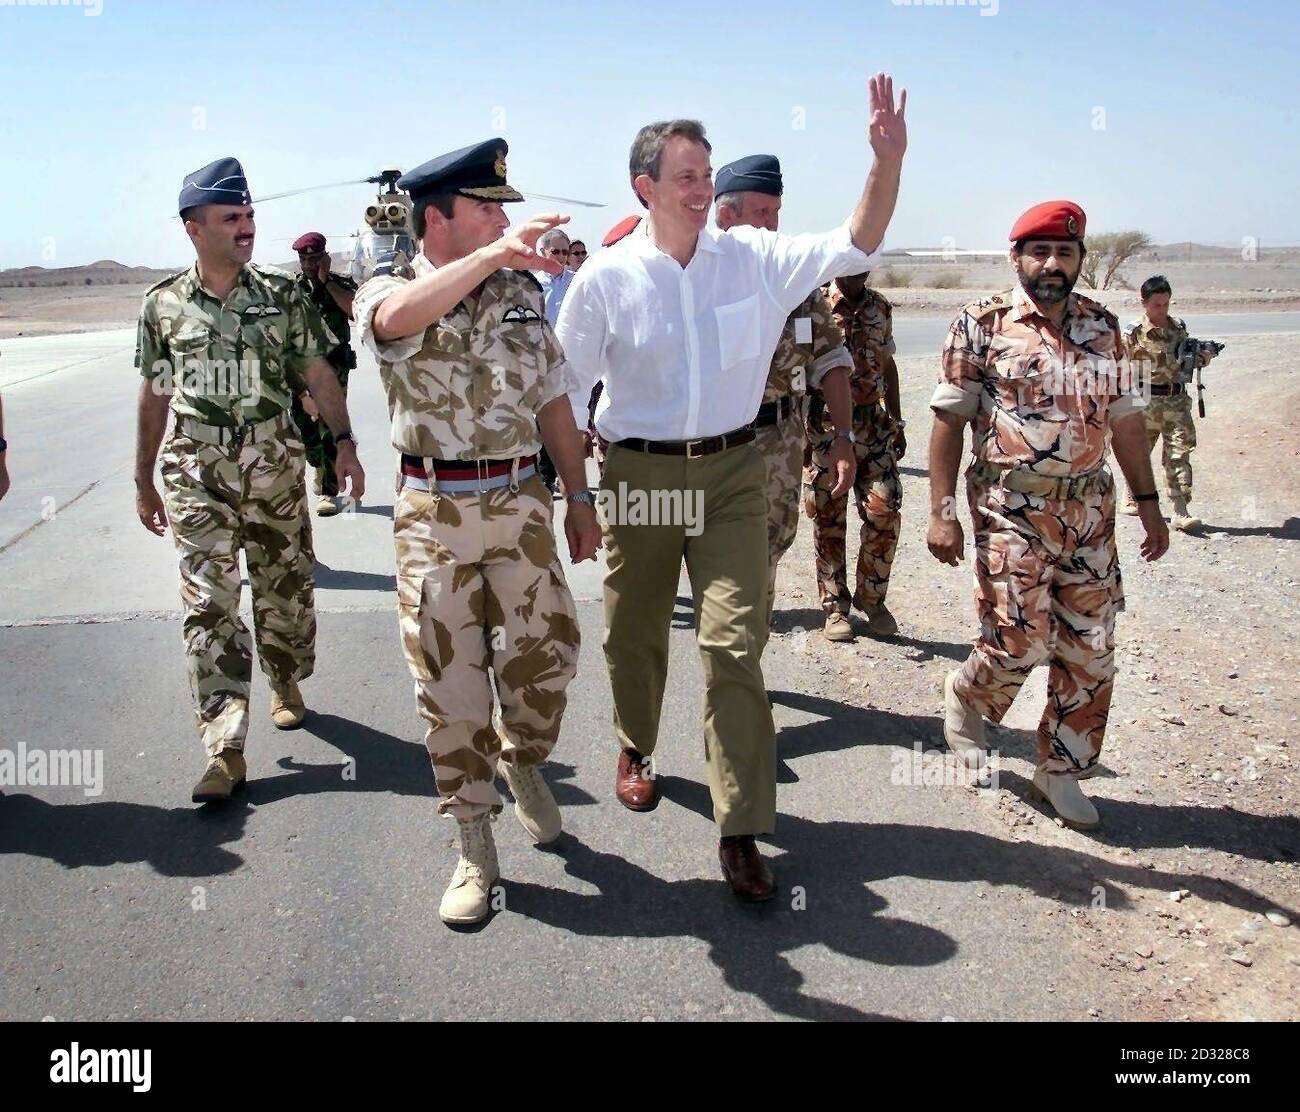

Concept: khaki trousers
[[600, 440, 776, 836]]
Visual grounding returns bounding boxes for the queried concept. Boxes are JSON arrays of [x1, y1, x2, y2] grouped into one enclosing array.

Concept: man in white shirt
[[556, 73, 908, 901]]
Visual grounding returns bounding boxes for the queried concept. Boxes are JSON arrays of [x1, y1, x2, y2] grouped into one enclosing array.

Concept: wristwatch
[[0, 436, 8, 454], [566, 489, 596, 506], [335, 431, 356, 447]]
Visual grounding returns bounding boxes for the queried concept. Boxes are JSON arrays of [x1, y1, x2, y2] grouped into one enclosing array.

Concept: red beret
[[601, 215, 641, 248], [1009, 200, 1086, 243], [292, 231, 327, 253]]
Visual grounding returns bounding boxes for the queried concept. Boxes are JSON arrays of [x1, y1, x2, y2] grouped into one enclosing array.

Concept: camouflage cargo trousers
[[1143, 391, 1196, 501], [160, 414, 316, 758], [754, 411, 805, 635], [393, 472, 580, 820], [953, 470, 1124, 777], [290, 366, 350, 497], [804, 403, 902, 615]]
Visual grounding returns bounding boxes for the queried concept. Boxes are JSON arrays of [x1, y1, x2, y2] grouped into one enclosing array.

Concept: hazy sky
[[2, 0, 1297, 270]]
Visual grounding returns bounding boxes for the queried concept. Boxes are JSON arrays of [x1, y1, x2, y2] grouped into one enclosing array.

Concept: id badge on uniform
[[794, 316, 813, 345]]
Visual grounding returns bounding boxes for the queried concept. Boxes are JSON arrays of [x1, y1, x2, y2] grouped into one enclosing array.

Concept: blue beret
[[399, 138, 524, 204], [714, 154, 783, 198], [178, 157, 251, 215]]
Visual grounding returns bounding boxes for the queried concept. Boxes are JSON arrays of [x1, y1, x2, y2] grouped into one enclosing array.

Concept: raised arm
[[373, 214, 569, 342], [849, 73, 908, 255]]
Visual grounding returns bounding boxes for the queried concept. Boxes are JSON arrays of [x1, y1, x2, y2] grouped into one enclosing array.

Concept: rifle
[[1175, 337, 1225, 418]]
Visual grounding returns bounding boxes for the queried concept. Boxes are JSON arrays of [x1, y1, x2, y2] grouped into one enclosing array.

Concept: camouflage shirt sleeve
[[931, 306, 986, 417], [284, 281, 336, 376], [1108, 315, 1146, 424], [537, 317, 572, 412], [135, 297, 164, 378], [805, 289, 852, 391], [880, 298, 897, 357], [354, 272, 427, 365]]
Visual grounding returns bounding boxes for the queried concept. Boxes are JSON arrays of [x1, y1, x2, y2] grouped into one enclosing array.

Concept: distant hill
[[0, 260, 181, 289]]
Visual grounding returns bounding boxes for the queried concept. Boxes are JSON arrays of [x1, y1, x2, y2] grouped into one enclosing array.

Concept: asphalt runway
[[1, 312, 1293, 1020]]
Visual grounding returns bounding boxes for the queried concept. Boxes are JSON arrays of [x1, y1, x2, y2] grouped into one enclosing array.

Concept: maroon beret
[[292, 231, 327, 253], [601, 215, 641, 248]]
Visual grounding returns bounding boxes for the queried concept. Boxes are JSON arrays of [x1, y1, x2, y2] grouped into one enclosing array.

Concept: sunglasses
[[569, 248, 588, 257]]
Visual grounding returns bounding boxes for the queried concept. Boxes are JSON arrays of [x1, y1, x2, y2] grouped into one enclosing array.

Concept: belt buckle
[[686, 438, 707, 459], [230, 423, 248, 448], [476, 458, 489, 494]]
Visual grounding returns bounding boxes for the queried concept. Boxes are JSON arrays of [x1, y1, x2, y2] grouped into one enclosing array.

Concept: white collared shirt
[[555, 219, 879, 441]]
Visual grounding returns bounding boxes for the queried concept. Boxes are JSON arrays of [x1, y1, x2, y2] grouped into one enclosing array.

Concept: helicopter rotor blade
[[520, 190, 606, 209], [252, 178, 373, 204]]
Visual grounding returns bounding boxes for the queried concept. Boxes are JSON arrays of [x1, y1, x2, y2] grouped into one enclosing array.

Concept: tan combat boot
[[501, 760, 562, 845], [316, 495, 339, 517], [1029, 766, 1100, 831], [1170, 494, 1202, 533], [861, 602, 899, 638], [940, 670, 986, 770], [191, 748, 247, 803], [269, 680, 307, 729], [824, 612, 855, 643], [439, 814, 500, 925]]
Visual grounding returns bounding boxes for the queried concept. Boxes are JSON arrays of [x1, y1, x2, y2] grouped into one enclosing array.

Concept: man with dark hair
[[713, 155, 857, 646], [290, 231, 358, 516], [135, 157, 365, 802], [927, 200, 1168, 831], [1122, 274, 1217, 531], [568, 239, 588, 270], [558, 75, 907, 901], [354, 138, 600, 926]]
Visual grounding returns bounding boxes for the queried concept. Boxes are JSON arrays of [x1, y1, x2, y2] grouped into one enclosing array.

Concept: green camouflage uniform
[[804, 283, 901, 615], [1125, 314, 1196, 502], [355, 253, 580, 820], [755, 288, 851, 635], [136, 263, 335, 757], [289, 270, 358, 497]]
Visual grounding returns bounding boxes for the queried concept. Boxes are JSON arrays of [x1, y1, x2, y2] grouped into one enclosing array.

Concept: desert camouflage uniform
[[1125, 314, 1196, 501], [754, 288, 852, 634], [355, 252, 579, 819], [804, 283, 901, 615], [931, 286, 1143, 777], [136, 264, 334, 757]]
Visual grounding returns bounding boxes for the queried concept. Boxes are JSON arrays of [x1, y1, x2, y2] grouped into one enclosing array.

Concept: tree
[[1080, 231, 1153, 290]]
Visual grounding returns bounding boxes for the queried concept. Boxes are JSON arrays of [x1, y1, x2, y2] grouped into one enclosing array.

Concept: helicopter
[[257, 165, 606, 283]]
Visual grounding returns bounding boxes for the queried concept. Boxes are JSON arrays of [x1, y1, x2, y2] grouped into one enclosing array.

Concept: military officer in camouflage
[[927, 200, 1168, 831], [804, 271, 904, 642], [354, 139, 601, 926], [1121, 275, 1218, 532], [134, 157, 365, 804], [290, 231, 358, 518], [713, 156, 857, 647]]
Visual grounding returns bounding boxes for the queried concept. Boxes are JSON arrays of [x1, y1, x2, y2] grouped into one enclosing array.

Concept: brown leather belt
[[1148, 383, 1185, 396], [752, 394, 798, 427], [616, 427, 756, 458]]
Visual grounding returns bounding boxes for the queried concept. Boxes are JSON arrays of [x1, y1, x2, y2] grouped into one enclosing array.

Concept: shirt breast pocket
[[714, 294, 761, 370], [991, 353, 1053, 409]]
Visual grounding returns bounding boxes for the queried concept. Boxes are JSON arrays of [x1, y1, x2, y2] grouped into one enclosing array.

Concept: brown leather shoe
[[719, 835, 776, 902], [615, 748, 658, 811]]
